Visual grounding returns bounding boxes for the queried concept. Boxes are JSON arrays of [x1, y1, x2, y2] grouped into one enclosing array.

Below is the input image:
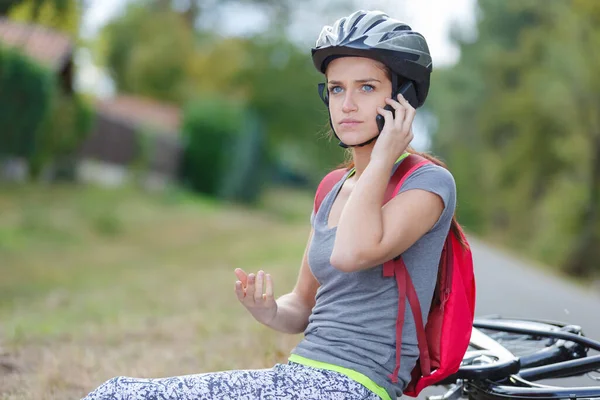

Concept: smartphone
[[376, 81, 418, 133]]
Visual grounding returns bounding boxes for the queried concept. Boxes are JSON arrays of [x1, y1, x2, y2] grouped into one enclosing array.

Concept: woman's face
[[325, 56, 392, 146]]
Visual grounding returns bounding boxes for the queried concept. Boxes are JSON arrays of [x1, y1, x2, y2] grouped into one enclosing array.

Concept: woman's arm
[[236, 229, 319, 334], [268, 228, 319, 334], [331, 94, 446, 273], [330, 160, 444, 273]]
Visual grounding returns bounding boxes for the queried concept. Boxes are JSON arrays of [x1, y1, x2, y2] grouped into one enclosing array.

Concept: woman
[[82, 10, 456, 400]]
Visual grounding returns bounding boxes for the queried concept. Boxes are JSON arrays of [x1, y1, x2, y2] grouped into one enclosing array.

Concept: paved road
[[417, 237, 600, 399], [470, 237, 600, 338]]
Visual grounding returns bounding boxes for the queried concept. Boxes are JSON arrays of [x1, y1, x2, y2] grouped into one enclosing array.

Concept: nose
[[341, 92, 358, 113]]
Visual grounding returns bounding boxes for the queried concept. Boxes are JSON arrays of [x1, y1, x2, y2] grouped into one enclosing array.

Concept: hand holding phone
[[376, 81, 418, 133], [371, 80, 417, 165]]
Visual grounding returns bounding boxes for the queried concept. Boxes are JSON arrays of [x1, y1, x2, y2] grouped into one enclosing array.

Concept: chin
[[339, 132, 377, 146]]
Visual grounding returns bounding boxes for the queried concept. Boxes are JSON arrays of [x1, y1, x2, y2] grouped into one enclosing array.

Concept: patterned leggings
[[81, 361, 382, 400]]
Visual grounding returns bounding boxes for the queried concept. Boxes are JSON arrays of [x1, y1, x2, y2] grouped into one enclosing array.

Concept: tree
[[6, 0, 81, 37], [99, 4, 195, 103], [555, 0, 600, 276], [98, 2, 345, 178], [429, 0, 600, 277], [146, 0, 355, 34], [0, 0, 20, 15]]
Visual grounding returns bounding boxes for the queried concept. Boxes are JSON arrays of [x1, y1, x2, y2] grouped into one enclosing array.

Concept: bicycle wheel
[[473, 317, 580, 358]]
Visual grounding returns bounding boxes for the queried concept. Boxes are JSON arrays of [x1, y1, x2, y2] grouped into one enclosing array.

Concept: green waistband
[[288, 354, 391, 400]]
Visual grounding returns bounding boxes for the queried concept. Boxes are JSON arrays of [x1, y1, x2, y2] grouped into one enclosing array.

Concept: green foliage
[[90, 209, 123, 237], [430, 0, 600, 277], [8, 0, 80, 36], [232, 37, 333, 156], [216, 109, 269, 203], [0, 45, 94, 179], [0, 45, 55, 161], [180, 97, 245, 198], [31, 91, 94, 178], [97, 4, 344, 182], [101, 4, 195, 103], [0, 0, 70, 18], [189, 34, 344, 180], [128, 126, 156, 184], [0, 0, 18, 14]]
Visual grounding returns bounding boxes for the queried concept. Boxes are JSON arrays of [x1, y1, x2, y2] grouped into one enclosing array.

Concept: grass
[[0, 182, 315, 399]]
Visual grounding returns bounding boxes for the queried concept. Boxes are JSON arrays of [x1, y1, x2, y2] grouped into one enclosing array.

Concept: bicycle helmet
[[312, 10, 432, 148]]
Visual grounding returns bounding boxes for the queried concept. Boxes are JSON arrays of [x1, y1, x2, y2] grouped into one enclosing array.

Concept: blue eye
[[362, 84, 375, 92], [329, 86, 342, 94]]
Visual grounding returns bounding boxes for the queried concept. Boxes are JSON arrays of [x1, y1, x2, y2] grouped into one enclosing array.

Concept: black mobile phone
[[376, 81, 418, 133]]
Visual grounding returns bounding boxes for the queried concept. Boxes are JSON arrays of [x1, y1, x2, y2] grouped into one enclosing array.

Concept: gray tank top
[[290, 161, 457, 399]]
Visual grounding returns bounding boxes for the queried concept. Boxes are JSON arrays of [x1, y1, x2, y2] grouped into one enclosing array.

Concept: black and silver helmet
[[312, 10, 432, 108]]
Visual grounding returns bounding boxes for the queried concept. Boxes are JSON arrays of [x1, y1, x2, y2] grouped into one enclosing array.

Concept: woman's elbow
[[330, 249, 366, 272]]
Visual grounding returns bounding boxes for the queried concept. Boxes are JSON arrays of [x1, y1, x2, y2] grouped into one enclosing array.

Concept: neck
[[350, 144, 414, 179], [350, 142, 376, 179]]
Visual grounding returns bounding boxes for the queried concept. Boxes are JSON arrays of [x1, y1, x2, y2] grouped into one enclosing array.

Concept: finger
[[254, 271, 264, 302], [264, 273, 274, 301], [246, 273, 256, 304], [380, 103, 404, 133], [234, 268, 248, 287], [396, 94, 415, 122], [400, 111, 415, 135], [384, 98, 407, 130], [393, 95, 415, 133], [376, 106, 394, 130], [396, 92, 414, 110], [235, 280, 245, 301], [385, 97, 406, 118]]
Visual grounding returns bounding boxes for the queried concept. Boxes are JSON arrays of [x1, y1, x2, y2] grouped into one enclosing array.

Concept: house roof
[[0, 17, 73, 71], [95, 95, 182, 134]]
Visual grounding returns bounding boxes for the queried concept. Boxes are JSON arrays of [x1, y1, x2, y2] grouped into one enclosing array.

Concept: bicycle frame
[[428, 317, 600, 400]]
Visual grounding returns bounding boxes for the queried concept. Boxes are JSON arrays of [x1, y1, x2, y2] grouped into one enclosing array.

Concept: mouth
[[339, 119, 363, 126]]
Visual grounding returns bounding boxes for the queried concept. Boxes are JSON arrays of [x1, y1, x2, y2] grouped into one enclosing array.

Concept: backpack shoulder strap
[[382, 154, 434, 383], [384, 154, 431, 204], [314, 168, 347, 214]]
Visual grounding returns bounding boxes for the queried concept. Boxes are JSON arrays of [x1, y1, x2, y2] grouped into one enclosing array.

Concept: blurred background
[[1, 0, 599, 399]]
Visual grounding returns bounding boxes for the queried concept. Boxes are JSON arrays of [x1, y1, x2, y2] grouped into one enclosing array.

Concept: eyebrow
[[327, 78, 382, 85]]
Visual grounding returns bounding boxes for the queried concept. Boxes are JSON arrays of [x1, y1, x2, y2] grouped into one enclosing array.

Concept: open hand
[[234, 268, 277, 326]]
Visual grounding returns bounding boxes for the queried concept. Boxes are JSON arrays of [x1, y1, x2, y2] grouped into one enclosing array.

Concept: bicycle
[[427, 316, 600, 400]]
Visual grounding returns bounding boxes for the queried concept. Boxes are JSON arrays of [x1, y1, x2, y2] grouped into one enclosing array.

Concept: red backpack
[[314, 154, 476, 397]]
